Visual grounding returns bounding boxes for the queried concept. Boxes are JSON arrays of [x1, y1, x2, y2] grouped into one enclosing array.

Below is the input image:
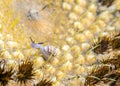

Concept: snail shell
[[40, 45, 58, 60], [27, 8, 40, 21], [30, 37, 58, 60]]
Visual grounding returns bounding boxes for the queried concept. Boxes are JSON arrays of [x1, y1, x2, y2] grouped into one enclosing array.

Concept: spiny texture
[[92, 36, 110, 54], [92, 32, 120, 54], [0, 60, 14, 86], [111, 32, 120, 50], [85, 66, 111, 85], [85, 66, 120, 86], [85, 53, 120, 86], [85, 32, 120, 85], [35, 79, 53, 86], [16, 60, 35, 84], [102, 55, 120, 69], [98, 0, 114, 7]]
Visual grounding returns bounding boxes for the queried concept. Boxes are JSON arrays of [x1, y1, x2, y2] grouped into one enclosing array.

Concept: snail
[[30, 37, 58, 61], [27, 4, 49, 21]]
